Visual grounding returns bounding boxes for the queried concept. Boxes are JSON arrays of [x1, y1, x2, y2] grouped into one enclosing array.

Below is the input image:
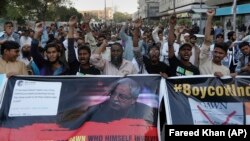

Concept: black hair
[[174, 33, 177, 39], [190, 34, 197, 39], [227, 31, 235, 40], [111, 42, 123, 50], [216, 33, 224, 39], [179, 43, 192, 51], [214, 42, 228, 53], [29, 29, 34, 33], [147, 43, 160, 54], [4, 21, 13, 27], [98, 34, 106, 39], [44, 42, 60, 52], [1, 41, 20, 55], [158, 30, 163, 35], [239, 41, 250, 49], [35, 20, 41, 24], [78, 45, 91, 55]]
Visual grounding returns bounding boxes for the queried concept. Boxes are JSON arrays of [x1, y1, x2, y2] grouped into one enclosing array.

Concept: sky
[[72, 0, 138, 14]]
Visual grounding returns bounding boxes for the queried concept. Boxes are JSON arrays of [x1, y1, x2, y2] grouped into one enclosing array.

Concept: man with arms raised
[[31, 22, 69, 75], [199, 10, 230, 77], [67, 16, 100, 75], [90, 40, 137, 75], [168, 15, 200, 76]]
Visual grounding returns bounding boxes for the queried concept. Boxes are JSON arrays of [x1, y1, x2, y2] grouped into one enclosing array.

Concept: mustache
[[111, 56, 122, 65], [150, 55, 158, 59]]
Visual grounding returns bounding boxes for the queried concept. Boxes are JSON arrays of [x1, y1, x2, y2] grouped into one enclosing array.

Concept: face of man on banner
[[109, 78, 140, 111]]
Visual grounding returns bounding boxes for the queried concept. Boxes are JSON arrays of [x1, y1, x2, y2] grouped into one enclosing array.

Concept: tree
[[0, 0, 7, 16], [3, 0, 72, 21], [51, 6, 77, 21], [177, 18, 192, 27], [214, 20, 222, 27], [113, 12, 131, 23]]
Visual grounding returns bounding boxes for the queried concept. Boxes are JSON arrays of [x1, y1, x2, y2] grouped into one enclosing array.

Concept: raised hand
[[169, 14, 177, 25], [179, 26, 185, 33], [168, 14, 176, 46], [134, 18, 143, 29], [83, 13, 91, 23], [35, 22, 43, 34], [160, 72, 168, 79], [214, 72, 223, 77], [99, 39, 109, 53], [68, 16, 78, 27], [101, 39, 109, 47], [207, 9, 215, 17], [158, 23, 163, 29]]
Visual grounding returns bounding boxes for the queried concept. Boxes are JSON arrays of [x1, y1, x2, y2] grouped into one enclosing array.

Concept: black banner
[[0, 75, 161, 141]]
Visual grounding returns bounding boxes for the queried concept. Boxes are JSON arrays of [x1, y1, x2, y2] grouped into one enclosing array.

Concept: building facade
[[138, 0, 160, 19], [205, 0, 250, 32], [81, 7, 113, 21], [159, 0, 210, 33], [205, 0, 233, 6], [159, 0, 208, 16]]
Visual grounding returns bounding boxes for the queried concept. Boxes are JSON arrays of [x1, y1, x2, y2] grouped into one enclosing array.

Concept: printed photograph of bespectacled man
[[58, 77, 159, 130]]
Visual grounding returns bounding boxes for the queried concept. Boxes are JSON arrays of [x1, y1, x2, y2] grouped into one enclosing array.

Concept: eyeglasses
[[110, 92, 133, 101]]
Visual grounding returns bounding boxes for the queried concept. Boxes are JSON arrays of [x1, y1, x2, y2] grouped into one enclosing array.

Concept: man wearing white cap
[[182, 32, 190, 44], [20, 30, 32, 49]]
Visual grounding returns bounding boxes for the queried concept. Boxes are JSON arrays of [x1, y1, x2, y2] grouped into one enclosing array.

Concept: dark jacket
[[31, 39, 69, 75]]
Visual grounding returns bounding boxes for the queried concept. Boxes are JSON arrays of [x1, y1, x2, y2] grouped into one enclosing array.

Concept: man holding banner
[[167, 14, 200, 76], [199, 9, 230, 77]]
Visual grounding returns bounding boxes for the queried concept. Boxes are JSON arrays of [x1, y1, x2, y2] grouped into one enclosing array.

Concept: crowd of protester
[[1, 10, 250, 78]]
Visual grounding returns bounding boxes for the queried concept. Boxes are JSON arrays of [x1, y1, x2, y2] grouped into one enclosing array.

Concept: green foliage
[[0, 0, 7, 16], [214, 20, 222, 26], [47, 6, 82, 21], [236, 16, 244, 25], [160, 18, 169, 27], [2, 0, 77, 21], [88, 14, 100, 22], [113, 12, 131, 23], [177, 18, 192, 27]]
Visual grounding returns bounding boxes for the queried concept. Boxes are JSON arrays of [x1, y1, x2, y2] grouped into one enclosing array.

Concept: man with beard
[[83, 14, 98, 53], [90, 40, 137, 75], [199, 9, 230, 77], [31, 22, 69, 75], [132, 19, 170, 77], [18, 44, 40, 75], [168, 15, 200, 76], [224, 31, 238, 73], [20, 29, 32, 48], [189, 34, 200, 67], [67, 16, 100, 75]]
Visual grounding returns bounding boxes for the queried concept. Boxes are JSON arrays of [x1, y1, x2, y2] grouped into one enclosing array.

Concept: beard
[[49, 57, 59, 64], [111, 56, 123, 68], [150, 55, 159, 64], [22, 51, 31, 58], [97, 43, 102, 47]]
